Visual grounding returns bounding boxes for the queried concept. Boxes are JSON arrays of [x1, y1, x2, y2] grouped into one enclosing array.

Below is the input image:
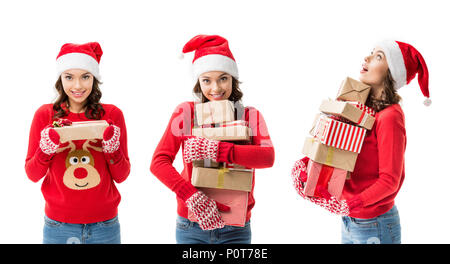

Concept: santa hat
[[56, 42, 103, 80], [376, 40, 431, 106], [180, 35, 239, 80]]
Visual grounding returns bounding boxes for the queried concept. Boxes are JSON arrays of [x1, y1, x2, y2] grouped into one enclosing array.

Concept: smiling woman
[[24, 42, 131, 244]]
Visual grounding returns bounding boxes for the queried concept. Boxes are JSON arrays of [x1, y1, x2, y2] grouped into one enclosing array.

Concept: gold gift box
[[54, 120, 109, 143]]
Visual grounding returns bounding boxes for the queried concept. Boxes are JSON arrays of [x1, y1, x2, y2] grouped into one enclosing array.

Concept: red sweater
[[25, 104, 130, 224], [342, 104, 406, 219], [150, 101, 275, 222]]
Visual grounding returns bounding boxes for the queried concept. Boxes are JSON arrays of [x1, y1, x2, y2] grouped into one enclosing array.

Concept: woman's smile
[[70, 90, 87, 98]]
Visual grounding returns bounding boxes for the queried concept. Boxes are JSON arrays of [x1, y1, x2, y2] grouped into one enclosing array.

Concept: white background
[[0, 0, 448, 244]]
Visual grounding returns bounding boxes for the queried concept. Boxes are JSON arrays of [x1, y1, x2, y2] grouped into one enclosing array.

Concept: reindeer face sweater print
[[25, 104, 130, 224]]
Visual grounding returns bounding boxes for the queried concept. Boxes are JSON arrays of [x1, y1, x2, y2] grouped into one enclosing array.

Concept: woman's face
[[198, 71, 233, 101], [61, 69, 94, 109], [359, 47, 389, 87]]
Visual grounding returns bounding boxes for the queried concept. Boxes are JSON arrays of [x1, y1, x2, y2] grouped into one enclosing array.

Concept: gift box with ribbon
[[302, 137, 358, 172], [192, 120, 251, 141], [191, 165, 253, 192], [188, 187, 249, 227], [54, 120, 109, 143], [303, 159, 347, 199], [195, 100, 235, 126], [319, 99, 376, 130], [336, 77, 371, 104], [311, 114, 367, 153]]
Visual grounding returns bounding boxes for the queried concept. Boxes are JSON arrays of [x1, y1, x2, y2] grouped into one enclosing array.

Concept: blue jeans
[[341, 205, 401, 244], [43, 215, 121, 244], [176, 216, 251, 244]]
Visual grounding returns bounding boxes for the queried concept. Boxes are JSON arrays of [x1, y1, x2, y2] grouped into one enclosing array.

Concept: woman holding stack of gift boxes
[[291, 40, 430, 244], [25, 42, 130, 244], [150, 35, 275, 244]]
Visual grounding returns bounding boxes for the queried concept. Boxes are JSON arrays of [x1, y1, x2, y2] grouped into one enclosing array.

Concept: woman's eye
[[377, 55, 382, 60], [220, 76, 228, 81], [65, 76, 72, 80], [202, 79, 210, 84], [82, 75, 91, 80]]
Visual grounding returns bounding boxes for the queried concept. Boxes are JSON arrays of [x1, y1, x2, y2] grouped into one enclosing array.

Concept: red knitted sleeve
[[104, 106, 131, 183], [229, 107, 275, 168], [24, 104, 53, 182], [359, 106, 406, 206], [150, 102, 198, 202]]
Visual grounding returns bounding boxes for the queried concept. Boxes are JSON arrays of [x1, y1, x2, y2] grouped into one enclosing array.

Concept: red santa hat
[[376, 40, 431, 106], [56, 42, 103, 80], [180, 35, 239, 80]]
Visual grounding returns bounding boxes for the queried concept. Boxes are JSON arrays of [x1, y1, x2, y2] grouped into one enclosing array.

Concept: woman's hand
[[291, 157, 351, 216], [185, 190, 230, 230], [102, 120, 121, 154], [38, 125, 60, 160], [183, 136, 220, 163]]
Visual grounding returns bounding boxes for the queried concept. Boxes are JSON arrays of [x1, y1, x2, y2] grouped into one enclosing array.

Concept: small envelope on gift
[[54, 120, 108, 143], [336, 77, 371, 104]]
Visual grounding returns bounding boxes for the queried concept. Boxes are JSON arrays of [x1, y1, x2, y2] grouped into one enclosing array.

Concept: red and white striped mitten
[[185, 191, 228, 231], [291, 157, 350, 216], [39, 126, 60, 158], [183, 136, 220, 163], [102, 124, 121, 154]]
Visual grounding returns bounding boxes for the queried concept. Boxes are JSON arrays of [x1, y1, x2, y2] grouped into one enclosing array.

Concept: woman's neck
[[67, 101, 86, 113], [370, 84, 385, 100]]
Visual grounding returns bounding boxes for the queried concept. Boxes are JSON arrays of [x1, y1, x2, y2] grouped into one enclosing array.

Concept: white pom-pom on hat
[[423, 97, 432, 106]]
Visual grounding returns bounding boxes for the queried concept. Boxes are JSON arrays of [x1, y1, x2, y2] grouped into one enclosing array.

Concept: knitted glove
[[291, 157, 350, 216], [102, 122, 121, 154], [183, 136, 220, 163], [185, 191, 230, 231], [38, 126, 60, 161]]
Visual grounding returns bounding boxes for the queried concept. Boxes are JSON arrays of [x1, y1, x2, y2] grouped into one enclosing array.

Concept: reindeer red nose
[[74, 167, 88, 179]]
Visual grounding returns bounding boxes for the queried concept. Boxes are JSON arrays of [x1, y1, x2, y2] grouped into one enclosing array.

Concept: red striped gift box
[[312, 114, 367, 153]]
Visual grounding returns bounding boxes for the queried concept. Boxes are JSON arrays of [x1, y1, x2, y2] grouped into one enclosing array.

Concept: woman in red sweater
[[150, 35, 274, 244], [25, 42, 130, 244], [292, 40, 430, 244]]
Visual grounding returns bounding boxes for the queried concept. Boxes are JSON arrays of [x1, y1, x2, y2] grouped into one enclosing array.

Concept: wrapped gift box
[[336, 77, 371, 104], [319, 99, 375, 130], [302, 137, 358, 172], [188, 187, 249, 227], [191, 165, 253, 192], [192, 159, 221, 168], [195, 100, 235, 126], [54, 120, 109, 143], [304, 159, 347, 199], [311, 114, 366, 153], [192, 120, 251, 141]]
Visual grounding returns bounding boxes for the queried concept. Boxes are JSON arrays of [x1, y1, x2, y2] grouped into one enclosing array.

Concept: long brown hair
[[366, 69, 402, 112], [52, 76, 105, 120], [193, 77, 243, 103]]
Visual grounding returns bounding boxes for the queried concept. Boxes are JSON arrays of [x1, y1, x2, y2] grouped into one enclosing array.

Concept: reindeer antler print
[[83, 139, 103, 153], [56, 141, 76, 153]]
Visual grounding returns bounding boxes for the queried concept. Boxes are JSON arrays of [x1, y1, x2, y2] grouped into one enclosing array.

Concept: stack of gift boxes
[[301, 77, 376, 200], [188, 100, 253, 227]]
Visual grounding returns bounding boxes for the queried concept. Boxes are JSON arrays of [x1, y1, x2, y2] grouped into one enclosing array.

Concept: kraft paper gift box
[[311, 114, 367, 153], [188, 187, 249, 227], [319, 99, 376, 130], [192, 159, 221, 168], [336, 77, 371, 104], [54, 120, 109, 143], [304, 159, 347, 199], [192, 120, 251, 141], [302, 137, 358, 172], [191, 165, 254, 192], [195, 100, 235, 126]]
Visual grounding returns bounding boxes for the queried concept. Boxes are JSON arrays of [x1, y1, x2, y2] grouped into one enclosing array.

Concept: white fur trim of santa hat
[[192, 54, 239, 81], [56, 52, 101, 80], [376, 40, 407, 90]]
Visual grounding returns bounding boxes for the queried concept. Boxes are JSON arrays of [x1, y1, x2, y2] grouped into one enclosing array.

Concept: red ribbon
[[313, 164, 335, 198]]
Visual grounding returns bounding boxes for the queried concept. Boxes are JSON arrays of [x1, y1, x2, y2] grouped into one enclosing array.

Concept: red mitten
[[102, 124, 121, 154], [38, 126, 60, 161], [291, 157, 350, 216], [185, 191, 230, 230], [183, 137, 220, 163]]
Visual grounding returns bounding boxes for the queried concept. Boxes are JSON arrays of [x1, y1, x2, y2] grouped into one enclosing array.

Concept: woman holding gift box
[[150, 34, 275, 244], [25, 42, 130, 244], [292, 40, 430, 244]]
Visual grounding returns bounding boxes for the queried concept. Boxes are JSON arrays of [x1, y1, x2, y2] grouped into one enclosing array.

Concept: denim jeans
[[341, 205, 401, 244], [43, 215, 121, 244], [176, 216, 251, 244]]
